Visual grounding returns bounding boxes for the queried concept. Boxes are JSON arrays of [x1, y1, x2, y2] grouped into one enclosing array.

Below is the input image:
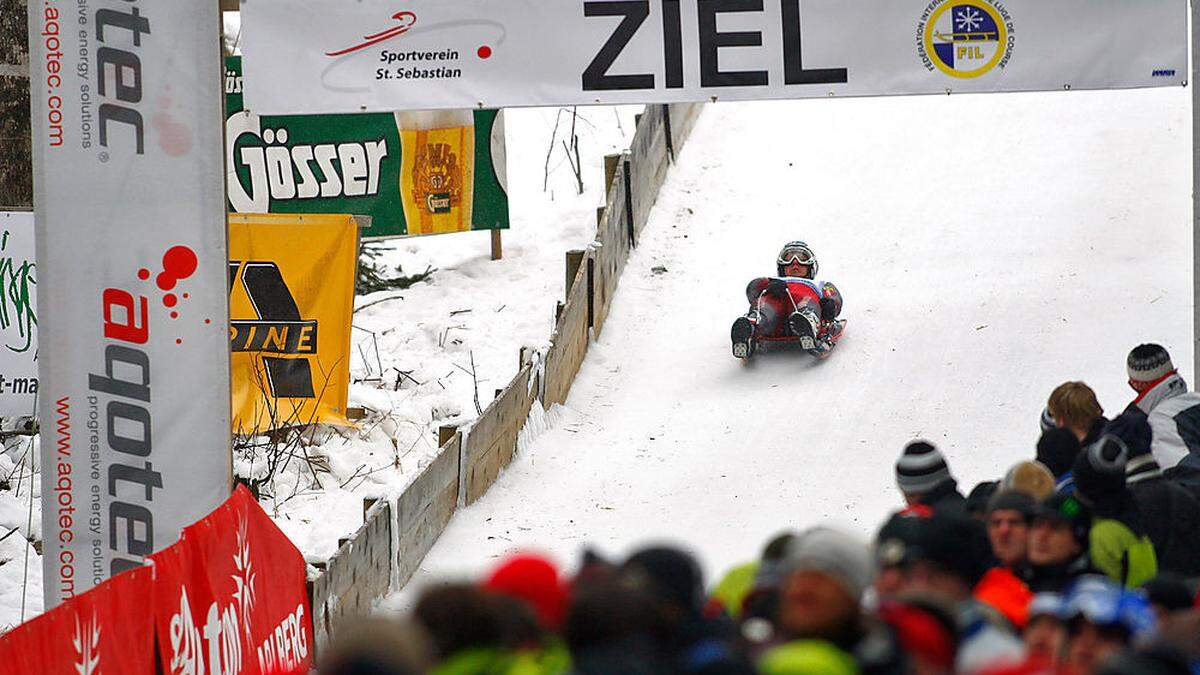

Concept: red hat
[[482, 553, 567, 631]]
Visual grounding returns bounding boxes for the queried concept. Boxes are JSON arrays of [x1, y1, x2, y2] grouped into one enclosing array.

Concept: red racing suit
[[744, 277, 843, 339]]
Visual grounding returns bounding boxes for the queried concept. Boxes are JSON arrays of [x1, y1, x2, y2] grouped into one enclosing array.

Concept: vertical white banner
[[0, 212, 38, 419], [29, 0, 231, 606]]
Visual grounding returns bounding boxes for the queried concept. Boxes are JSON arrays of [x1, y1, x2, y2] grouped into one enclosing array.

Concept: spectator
[[893, 515, 1024, 672], [709, 530, 797, 623], [1126, 344, 1200, 473], [768, 527, 905, 673], [1060, 577, 1157, 675], [317, 617, 436, 675], [564, 572, 667, 674], [1001, 462, 1057, 502], [1071, 438, 1158, 588], [1141, 575, 1197, 627], [895, 441, 967, 516], [966, 481, 1000, 521], [1104, 411, 1200, 578], [1046, 382, 1107, 447], [985, 491, 1034, 569], [620, 545, 754, 674], [1020, 494, 1095, 593], [1022, 593, 1067, 664], [873, 510, 927, 602], [412, 583, 515, 672], [1036, 427, 1081, 495], [876, 597, 959, 675]]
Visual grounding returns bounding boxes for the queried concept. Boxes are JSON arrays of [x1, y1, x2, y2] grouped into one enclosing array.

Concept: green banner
[[224, 57, 509, 238]]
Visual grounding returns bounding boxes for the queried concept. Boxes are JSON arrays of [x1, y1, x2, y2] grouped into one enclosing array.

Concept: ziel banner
[[240, 0, 1188, 114], [228, 214, 356, 433], [29, 0, 232, 607], [0, 212, 38, 418], [225, 57, 509, 238]]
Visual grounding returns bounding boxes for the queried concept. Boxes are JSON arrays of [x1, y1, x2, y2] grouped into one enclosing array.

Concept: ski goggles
[[777, 248, 815, 266]]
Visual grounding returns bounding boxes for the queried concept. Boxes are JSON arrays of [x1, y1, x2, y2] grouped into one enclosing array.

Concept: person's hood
[[1133, 372, 1188, 413]]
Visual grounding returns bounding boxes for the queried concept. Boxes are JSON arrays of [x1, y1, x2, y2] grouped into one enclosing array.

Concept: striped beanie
[[1127, 344, 1174, 383], [895, 441, 952, 494]]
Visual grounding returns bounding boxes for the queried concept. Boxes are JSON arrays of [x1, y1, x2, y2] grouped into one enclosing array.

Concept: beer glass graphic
[[394, 110, 475, 235]]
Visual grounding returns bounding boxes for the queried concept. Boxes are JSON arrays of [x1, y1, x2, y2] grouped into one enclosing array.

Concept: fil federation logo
[[918, 0, 1014, 79]]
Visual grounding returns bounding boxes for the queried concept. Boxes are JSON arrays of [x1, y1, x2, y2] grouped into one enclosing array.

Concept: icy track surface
[[386, 87, 1193, 602]]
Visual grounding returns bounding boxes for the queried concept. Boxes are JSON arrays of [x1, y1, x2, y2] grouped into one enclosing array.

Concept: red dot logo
[[477, 45, 492, 59]]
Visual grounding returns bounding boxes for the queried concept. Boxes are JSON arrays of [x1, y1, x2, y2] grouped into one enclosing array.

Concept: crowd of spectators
[[319, 344, 1200, 675]]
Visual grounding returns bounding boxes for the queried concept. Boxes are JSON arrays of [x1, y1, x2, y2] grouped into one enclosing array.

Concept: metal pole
[[1193, 0, 1199, 382]]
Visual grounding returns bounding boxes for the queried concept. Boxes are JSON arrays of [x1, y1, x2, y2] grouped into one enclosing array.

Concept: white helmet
[[776, 241, 817, 278]]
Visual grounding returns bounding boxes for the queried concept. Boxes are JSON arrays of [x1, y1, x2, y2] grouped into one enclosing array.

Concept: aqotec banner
[[0, 212, 38, 418], [240, 0, 1188, 114], [225, 57, 509, 239], [0, 565, 155, 675], [229, 214, 356, 433], [151, 485, 312, 675], [29, 0, 232, 607]]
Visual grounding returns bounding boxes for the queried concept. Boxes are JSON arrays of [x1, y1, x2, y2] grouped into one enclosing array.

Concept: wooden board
[[544, 252, 592, 406], [311, 500, 393, 651], [628, 106, 671, 237], [592, 161, 632, 337], [668, 103, 704, 151], [462, 365, 537, 505], [395, 434, 460, 587]]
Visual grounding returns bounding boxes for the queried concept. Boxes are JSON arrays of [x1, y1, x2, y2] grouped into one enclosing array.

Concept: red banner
[[0, 566, 155, 675], [152, 485, 312, 675]]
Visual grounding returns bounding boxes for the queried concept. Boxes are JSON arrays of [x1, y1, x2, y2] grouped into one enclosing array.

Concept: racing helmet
[[777, 241, 817, 279]]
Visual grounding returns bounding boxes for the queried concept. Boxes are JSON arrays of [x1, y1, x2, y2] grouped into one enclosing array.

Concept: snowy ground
[[384, 85, 1194, 607], [0, 105, 641, 631]]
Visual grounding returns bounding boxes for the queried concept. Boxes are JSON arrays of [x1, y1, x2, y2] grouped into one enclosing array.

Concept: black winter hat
[[1034, 493, 1093, 547], [1072, 435, 1128, 506], [1127, 344, 1175, 383], [986, 490, 1035, 520], [1141, 574, 1197, 612], [621, 546, 705, 613], [874, 511, 925, 568], [907, 514, 991, 586], [965, 481, 999, 517], [1036, 427, 1081, 479], [1103, 410, 1153, 459], [895, 441, 953, 494]]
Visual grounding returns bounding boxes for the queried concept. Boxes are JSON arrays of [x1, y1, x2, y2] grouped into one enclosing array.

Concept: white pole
[[1193, 0, 1199, 381]]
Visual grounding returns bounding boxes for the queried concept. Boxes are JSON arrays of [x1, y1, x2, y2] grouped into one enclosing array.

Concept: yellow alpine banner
[[228, 214, 357, 433]]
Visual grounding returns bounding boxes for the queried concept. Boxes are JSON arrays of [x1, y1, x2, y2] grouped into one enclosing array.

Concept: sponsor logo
[[326, 11, 417, 57], [1152, 69, 1177, 77], [229, 261, 318, 399], [224, 96, 389, 213], [73, 611, 101, 675], [412, 143, 464, 215], [918, 0, 1014, 79]]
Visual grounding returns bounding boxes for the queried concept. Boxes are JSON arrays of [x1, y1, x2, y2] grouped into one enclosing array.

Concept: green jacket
[[1089, 518, 1157, 588], [433, 643, 571, 675]]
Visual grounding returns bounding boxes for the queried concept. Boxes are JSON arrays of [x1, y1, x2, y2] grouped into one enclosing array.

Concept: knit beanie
[[482, 554, 568, 631], [1002, 461, 1057, 501], [895, 441, 952, 494], [1035, 493, 1093, 547], [1072, 436, 1128, 507], [622, 546, 705, 613], [965, 481, 999, 517], [1037, 427, 1082, 478], [908, 514, 991, 586], [986, 490, 1036, 520], [781, 527, 872, 600], [1128, 344, 1174, 383]]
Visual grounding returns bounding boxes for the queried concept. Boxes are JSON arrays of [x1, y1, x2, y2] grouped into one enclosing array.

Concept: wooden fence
[[309, 102, 704, 650]]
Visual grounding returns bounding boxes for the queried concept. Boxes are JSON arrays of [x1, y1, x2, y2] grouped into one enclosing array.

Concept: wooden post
[[603, 154, 621, 200], [490, 229, 503, 260], [597, 207, 606, 228], [363, 497, 379, 521], [438, 425, 458, 448], [566, 249, 585, 297], [338, 537, 351, 550]]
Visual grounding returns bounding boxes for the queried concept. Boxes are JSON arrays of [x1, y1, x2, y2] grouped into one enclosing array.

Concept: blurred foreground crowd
[[320, 344, 1200, 675]]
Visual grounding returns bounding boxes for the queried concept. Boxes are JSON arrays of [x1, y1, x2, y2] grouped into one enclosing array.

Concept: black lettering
[[781, 0, 846, 85], [98, 104, 144, 153], [662, 0, 683, 89], [698, 0, 768, 88], [96, 47, 142, 102], [582, 1, 654, 91], [108, 461, 162, 501], [95, 6, 150, 46], [106, 401, 150, 457], [89, 345, 150, 402], [109, 501, 153, 557]]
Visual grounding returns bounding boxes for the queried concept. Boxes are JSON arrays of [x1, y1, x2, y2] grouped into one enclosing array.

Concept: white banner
[[0, 213, 38, 419], [240, 0, 1188, 114], [29, 0, 232, 607]]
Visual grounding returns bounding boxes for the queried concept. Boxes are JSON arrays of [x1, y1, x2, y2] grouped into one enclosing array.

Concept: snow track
[[387, 88, 1193, 597]]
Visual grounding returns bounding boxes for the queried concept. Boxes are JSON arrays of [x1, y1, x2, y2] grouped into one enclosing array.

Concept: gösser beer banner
[[239, 0, 1188, 114], [0, 212, 38, 419], [225, 57, 509, 239], [29, 0, 232, 607], [229, 214, 356, 434]]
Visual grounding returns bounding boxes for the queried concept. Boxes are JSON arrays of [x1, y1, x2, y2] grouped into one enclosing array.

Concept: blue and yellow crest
[[918, 0, 1014, 79]]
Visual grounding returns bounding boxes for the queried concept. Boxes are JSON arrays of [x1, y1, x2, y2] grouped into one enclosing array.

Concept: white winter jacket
[[1133, 373, 1200, 471]]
